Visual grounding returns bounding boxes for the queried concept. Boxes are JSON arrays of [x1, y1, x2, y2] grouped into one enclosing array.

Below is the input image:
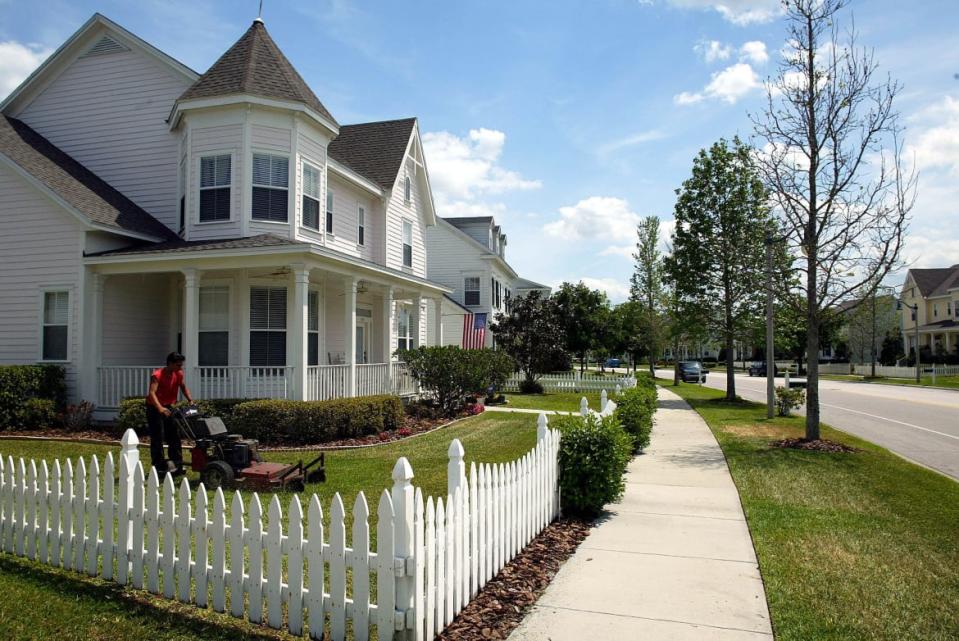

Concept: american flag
[[462, 312, 487, 349]]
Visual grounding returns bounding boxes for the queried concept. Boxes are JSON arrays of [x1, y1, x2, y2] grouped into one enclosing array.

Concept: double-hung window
[[397, 308, 412, 352], [199, 154, 231, 222], [402, 221, 413, 268], [250, 286, 287, 367], [404, 175, 412, 204], [178, 159, 186, 234], [464, 277, 480, 306], [198, 286, 229, 366], [357, 206, 365, 246], [302, 162, 321, 230], [252, 153, 289, 222], [326, 191, 334, 234], [41, 291, 69, 361], [308, 290, 320, 367]]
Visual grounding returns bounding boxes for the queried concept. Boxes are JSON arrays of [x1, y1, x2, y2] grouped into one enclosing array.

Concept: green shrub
[[775, 386, 805, 417], [115, 397, 250, 437], [555, 413, 633, 517], [615, 375, 658, 451], [17, 398, 58, 430], [401, 346, 516, 416], [0, 364, 67, 429], [518, 378, 544, 394], [231, 395, 404, 445]]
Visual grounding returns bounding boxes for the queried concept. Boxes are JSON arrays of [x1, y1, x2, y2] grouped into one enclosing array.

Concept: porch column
[[383, 287, 394, 393], [290, 264, 310, 400], [432, 296, 444, 346], [80, 270, 103, 405], [411, 294, 422, 349], [345, 277, 357, 397], [182, 268, 199, 393]]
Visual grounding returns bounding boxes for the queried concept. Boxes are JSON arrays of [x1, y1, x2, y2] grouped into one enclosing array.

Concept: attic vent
[[82, 34, 128, 58]]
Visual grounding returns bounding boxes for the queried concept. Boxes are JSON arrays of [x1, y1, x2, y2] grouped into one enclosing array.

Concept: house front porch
[[81, 238, 448, 412]]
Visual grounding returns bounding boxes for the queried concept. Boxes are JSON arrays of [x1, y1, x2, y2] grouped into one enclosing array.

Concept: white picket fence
[[819, 363, 959, 378], [504, 371, 636, 393], [0, 419, 560, 641]]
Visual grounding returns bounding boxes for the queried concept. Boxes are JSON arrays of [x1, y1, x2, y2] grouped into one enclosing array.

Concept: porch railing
[[193, 366, 293, 400], [392, 361, 418, 396], [97, 366, 154, 408], [306, 364, 350, 401], [356, 363, 390, 397]]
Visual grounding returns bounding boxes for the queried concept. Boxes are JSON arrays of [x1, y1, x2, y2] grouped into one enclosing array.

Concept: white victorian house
[[0, 14, 452, 415], [425, 216, 550, 348]]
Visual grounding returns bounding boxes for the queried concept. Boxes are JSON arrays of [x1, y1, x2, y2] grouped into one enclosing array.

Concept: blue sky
[[2, 0, 958, 301]]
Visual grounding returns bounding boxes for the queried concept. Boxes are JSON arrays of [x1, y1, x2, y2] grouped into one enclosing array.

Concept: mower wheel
[[201, 460, 235, 490]]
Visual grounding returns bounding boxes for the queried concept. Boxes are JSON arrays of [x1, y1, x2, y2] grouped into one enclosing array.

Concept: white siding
[[325, 175, 379, 261], [0, 166, 84, 397], [385, 157, 428, 277], [425, 222, 491, 311], [188, 124, 243, 241], [323, 281, 346, 364], [101, 274, 176, 366], [294, 131, 328, 244], [451, 221, 492, 250], [17, 48, 189, 232]]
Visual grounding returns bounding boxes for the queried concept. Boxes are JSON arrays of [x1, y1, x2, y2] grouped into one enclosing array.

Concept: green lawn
[[661, 381, 959, 641], [820, 373, 959, 389], [504, 391, 603, 412], [0, 412, 537, 640]]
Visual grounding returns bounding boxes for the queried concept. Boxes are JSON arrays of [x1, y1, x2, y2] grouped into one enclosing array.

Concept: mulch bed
[[771, 437, 859, 453], [437, 518, 592, 641]]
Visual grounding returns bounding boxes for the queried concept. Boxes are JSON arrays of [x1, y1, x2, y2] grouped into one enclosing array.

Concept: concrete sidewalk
[[509, 386, 773, 641]]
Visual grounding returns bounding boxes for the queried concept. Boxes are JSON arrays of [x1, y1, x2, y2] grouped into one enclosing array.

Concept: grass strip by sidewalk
[[660, 380, 959, 641], [504, 392, 602, 412]]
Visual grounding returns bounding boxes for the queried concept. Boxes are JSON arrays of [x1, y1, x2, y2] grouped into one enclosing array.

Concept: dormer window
[[302, 162, 321, 230], [199, 154, 231, 222], [404, 175, 412, 205], [252, 153, 289, 222]]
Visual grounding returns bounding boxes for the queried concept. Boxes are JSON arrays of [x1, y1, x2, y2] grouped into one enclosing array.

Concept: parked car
[[605, 357, 622, 368], [748, 361, 777, 377], [677, 361, 707, 383]]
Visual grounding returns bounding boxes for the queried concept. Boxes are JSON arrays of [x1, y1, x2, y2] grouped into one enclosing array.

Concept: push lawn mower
[[169, 406, 325, 491]]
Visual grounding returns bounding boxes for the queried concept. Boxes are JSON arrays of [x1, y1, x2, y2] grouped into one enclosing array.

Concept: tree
[[489, 291, 567, 388], [614, 300, 649, 372], [629, 216, 666, 373], [665, 138, 773, 401], [752, 0, 915, 440], [553, 282, 608, 373]]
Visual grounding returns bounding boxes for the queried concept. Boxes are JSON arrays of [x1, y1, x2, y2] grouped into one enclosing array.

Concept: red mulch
[[437, 518, 592, 641], [771, 438, 859, 453]]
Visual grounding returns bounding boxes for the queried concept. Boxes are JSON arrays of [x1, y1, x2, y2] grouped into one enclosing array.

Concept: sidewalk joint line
[[531, 603, 773, 636], [578, 545, 758, 565]]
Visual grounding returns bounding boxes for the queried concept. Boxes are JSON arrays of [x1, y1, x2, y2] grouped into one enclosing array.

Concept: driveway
[[702, 372, 959, 481]]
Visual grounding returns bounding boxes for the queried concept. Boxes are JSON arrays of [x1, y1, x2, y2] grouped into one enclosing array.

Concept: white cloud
[[674, 62, 761, 105], [575, 277, 632, 304], [543, 197, 642, 243], [0, 41, 53, 99], [908, 96, 959, 175], [901, 233, 959, 270], [597, 128, 667, 155], [695, 40, 732, 63], [740, 40, 768, 65], [600, 245, 635, 260], [423, 128, 541, 203], [664, 0, 784, 25]]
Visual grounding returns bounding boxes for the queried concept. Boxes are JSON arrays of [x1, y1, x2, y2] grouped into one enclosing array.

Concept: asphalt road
[[700, 371, 959, 481]]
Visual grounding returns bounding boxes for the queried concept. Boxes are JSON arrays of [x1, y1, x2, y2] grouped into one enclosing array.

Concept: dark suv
[[748, 361, 777, 377], [677, 361, 707, 383]]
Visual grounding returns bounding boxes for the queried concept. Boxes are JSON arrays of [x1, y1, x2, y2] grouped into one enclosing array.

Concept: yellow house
[[899, 265, 959, 358]]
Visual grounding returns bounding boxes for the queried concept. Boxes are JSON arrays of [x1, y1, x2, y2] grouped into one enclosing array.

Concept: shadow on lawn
[[0, 555, 287, 640]]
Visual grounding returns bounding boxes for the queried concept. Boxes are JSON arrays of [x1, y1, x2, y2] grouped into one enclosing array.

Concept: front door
[[356, 316, 371, 364]]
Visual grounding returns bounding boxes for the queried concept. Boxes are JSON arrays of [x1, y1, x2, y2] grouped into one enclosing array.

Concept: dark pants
[[146, 403, 182, 472]]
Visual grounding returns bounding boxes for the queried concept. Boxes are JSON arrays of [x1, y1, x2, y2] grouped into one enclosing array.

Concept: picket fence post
[[601, 389, 608, 412], [392, 457, 415, 641], [580, 397, 589, 416], [615, 383, 622, 396], [447, 440, 465, 498]]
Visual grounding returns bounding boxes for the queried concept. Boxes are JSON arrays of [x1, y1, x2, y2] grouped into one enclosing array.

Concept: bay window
[[252, 153, 289, 222]]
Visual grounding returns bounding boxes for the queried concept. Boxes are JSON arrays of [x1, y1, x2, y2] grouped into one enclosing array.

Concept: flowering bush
[[465, 403, 485, 416]]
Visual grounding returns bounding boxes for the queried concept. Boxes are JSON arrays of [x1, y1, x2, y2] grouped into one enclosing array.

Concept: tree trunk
[[805, 255, 821, 440], [725, 330, 736, 401]]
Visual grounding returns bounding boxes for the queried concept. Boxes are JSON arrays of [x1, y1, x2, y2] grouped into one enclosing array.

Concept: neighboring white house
[[425, 216, 550, 348], [0, 14, 453, 414]]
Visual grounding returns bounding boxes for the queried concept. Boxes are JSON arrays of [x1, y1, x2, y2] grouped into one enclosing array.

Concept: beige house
[[899, 265, 959, 358]]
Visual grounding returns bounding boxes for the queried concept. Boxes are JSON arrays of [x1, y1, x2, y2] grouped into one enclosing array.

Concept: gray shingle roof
[[909, 266, 959, 297], [0, 116, 176, 240], [328, 118, 416, 190], [178, 20, 337, 127], [513, 277, 550, 291], [87, 233, 304, 257]]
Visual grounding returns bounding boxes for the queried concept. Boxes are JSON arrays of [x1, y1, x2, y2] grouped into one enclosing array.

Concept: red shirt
[[149, 367, 183, 406]]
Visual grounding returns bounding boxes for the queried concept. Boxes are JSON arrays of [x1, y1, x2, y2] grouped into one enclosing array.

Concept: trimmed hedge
[[117, 394, 405, 446], [615, 373, 658, 452], [0, 365, 67, 430], [555, 413, 633, 517]]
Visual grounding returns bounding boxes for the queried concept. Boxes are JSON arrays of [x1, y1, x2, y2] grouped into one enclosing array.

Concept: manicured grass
[[504, 391, 603, 412], [0, 413, 537, 640], [820, 373, 959, 389], [661, 381, 959, 641]]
